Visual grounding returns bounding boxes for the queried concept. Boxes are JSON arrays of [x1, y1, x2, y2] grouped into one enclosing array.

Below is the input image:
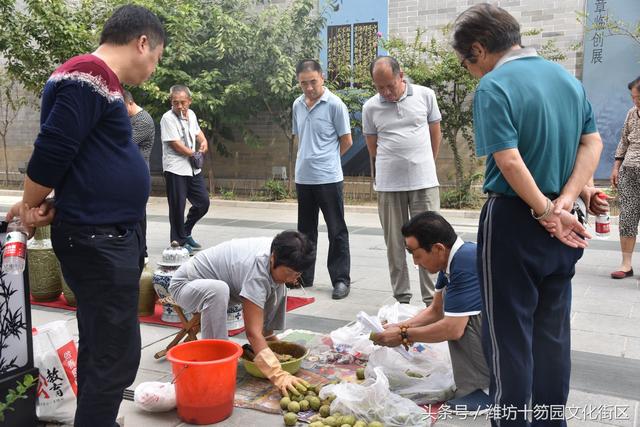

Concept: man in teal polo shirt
[[453, 4, 602, 426], [292, 59, 353, 299]]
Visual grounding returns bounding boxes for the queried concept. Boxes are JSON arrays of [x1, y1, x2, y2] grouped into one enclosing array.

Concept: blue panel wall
[[319, 0, 388, 71]]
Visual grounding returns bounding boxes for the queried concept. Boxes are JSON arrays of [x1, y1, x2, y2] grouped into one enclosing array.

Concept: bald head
[[370, 56, 405, 102], [369, 56, 402, 78]]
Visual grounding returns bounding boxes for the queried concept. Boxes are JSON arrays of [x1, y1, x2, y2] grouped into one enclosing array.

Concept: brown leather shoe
[[611, 268, 633, 279]]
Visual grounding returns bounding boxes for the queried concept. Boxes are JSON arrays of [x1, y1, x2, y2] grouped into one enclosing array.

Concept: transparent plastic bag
[[134, 381, 176, 412], [319, 367, 431, 427], [365, 344, 455, 404], [329, 303, 423, 357]]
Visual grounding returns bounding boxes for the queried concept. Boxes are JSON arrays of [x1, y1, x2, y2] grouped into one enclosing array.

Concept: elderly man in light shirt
[[160, 84, 210, 253], [363, 55, 442, 306]]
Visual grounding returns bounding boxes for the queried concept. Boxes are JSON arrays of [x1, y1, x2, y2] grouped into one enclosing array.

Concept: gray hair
[[452, 3, 521, 60], [169, 84, 192, 99]]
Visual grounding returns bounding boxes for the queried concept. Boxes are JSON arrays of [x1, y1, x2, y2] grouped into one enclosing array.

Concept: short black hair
[[369, 56, 401, 78], [628, 76, 640, 91], [123, 90, 134, 104], [271, 230, 316, 272], [452, 3, 521, 62], [99, 5, 166, 49], [296, 59, 322, 76], [401, 211, 457, 251]]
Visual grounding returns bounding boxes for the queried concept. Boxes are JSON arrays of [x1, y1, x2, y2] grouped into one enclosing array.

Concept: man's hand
[[371, 327, 402, 347], [6, 199, 55, 238], [581, 186, 610, 215], [541, 209, 591, 248], [198, 139, 208, 154]]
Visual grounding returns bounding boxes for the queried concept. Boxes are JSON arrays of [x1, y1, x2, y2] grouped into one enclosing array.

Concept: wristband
[[531, 198, 553, 221]]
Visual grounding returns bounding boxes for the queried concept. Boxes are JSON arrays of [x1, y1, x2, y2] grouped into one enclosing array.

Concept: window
[[327, 22, 378, 87]]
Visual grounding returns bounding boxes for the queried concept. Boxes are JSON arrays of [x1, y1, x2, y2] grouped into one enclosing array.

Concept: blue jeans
[[52, 222, 144, 427], [296, 181, 350, 287], [477, 196, 582, 427]]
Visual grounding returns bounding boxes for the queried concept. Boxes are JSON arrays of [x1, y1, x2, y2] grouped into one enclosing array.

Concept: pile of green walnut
[[280, 382, 385, 427]]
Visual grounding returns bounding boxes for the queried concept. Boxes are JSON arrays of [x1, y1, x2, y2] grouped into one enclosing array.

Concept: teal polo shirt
[[292, 88, 351, 185], [473, 49, 597, 196]]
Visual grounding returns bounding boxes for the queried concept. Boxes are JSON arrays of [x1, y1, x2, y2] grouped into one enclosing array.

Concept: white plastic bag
[[134, 381, 176, 412], [319, 367, 431, 427], [32, 320, 78, 423], [365, 344, 456, 404], [329, 302, 423, 357]]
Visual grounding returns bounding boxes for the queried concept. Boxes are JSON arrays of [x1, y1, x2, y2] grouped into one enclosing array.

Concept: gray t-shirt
[[175, 237, 286, 329], [362, 83, 441, 191], [160, 109, 202, 176]]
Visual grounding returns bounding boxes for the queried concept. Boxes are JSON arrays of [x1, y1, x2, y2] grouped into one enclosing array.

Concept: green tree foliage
[[0, 70, 30, 185], [0, 0, 326, 190], [0, 0, 108, 95]]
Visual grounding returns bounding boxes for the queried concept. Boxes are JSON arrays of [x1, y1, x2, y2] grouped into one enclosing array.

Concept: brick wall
[[388, 0, 586, 77]]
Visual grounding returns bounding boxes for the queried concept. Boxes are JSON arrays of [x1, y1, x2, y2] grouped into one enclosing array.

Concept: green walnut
[[343, 415, 356, 425], [283, 412, 298, 426], [368, 422, 384, 427], [319, 404, 331, 417], [309, 422, 324, 427], [309, 396, 321, 410], [324, 416, 338, 427], [356, 367, 365, 380], [354, 421, 367, 427], [299, 399, 310, 411], [287, 401, 301, 413], [279, 396, 291, 410]]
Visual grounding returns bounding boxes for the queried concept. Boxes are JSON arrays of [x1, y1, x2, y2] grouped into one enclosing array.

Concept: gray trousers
[[170, 278, 231, 339], [377, 187, 440, 304], [448, 314, 490, 398]]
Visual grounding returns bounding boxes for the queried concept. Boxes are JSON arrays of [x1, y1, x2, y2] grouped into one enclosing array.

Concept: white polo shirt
[[160, 109, 202, 176], [362, 82, 441, 191]]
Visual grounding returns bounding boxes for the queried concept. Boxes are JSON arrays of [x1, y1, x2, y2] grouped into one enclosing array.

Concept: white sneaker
[[116, 415, 125, 427]]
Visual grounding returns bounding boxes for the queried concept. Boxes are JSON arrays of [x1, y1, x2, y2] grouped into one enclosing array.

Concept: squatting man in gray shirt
[[168, 230, 315, 396]]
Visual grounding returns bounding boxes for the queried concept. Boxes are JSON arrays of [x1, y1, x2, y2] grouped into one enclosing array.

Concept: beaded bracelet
[[399, 325, 412, 351], [531, 198, 553, 221]]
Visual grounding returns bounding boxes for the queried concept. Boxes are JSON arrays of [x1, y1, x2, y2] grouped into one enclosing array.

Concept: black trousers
[[52, 222, 145, 427], [477, 196, 582, 427], [164, 171, 210, 245], [296, 181, 350, 287]]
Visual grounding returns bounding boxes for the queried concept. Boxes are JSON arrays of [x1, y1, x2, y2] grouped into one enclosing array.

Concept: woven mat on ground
[[233, 329, 443, 424], [31, 296, 315, 336], [234, 329, 366, 414]]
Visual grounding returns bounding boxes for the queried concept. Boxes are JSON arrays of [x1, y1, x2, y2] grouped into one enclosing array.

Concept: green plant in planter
[[0, 373, 36, 422]]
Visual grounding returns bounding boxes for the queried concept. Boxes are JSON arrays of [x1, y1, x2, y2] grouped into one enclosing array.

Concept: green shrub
[[264, 179, 288, 201]]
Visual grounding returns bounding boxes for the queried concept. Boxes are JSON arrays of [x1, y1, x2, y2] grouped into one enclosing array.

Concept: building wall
[[388, 0, 587, 77], [1, 0, 589, 188]]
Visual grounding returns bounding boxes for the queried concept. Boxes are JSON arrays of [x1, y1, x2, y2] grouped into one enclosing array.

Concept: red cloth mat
[[31, 295, 315, 335]]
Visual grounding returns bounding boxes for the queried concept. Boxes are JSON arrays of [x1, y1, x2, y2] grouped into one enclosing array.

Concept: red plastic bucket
[[167, 339, 243, 424]]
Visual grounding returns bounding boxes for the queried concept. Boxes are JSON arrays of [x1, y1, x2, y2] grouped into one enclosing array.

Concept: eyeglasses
[[459, 54, 474, 70]]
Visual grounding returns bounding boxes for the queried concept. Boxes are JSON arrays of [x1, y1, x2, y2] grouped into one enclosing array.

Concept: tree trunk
[[207, 132, 216, 197]]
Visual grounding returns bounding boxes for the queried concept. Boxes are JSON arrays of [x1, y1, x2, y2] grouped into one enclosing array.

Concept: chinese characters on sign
[[591, 0, 607, 63], [431, 404, 631, 422]]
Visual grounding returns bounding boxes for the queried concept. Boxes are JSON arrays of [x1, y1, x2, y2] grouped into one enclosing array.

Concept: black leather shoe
[[332, 282, 350, 299]]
